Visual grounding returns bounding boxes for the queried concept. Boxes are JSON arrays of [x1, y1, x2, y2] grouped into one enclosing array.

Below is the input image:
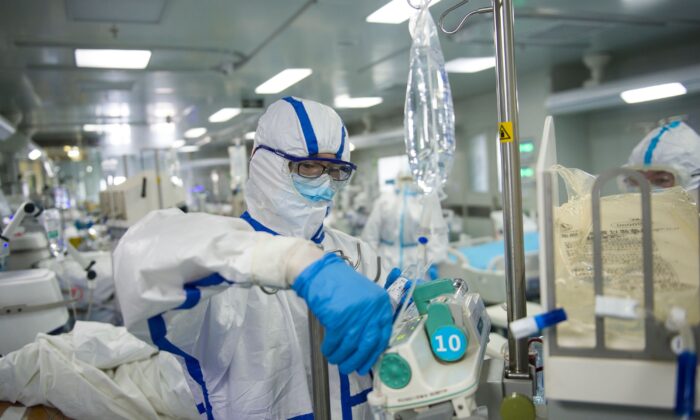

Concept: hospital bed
[[438, 232, 543, 329]]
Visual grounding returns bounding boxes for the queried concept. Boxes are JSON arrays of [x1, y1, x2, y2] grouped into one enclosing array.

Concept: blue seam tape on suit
[[283, 96, 319, 155]]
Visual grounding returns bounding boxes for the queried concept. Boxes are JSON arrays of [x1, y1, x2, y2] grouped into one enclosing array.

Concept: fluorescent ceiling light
[[334, 94, 383, 109], [255, 69, 312, 94], [172, 139, 186, 149], [155, 87, 174, 94], [178, 145, 200, 153], [113, 176, 126, 185], [75, 49, 151, 69], [209, 108, 242, 123], [196, 136, 212, 146], [96, 102, 130, 118], [620, 82, 687, 104], [244, 131, 256, 140], [445, 57, 496, 73], [366, 0, 441, 24], [28, 149, 42, 161], [83, 123, 129, 133], [184, 127, 207, 138], [153, 103, 175, 118]]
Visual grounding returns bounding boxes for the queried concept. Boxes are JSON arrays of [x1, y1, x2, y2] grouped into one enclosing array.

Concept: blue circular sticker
[[430, 326, 467, 362]]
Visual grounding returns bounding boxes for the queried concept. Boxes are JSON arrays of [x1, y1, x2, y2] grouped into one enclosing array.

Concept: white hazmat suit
[[114, 97, 399, 420], [362, 182, 448, 274], [627, 120, 700, 199]]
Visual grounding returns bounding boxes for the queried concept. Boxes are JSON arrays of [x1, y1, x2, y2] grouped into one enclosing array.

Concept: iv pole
[[439, 0, 530, 378], [492, 0, 529, 379], [308, 0, 531, 416]]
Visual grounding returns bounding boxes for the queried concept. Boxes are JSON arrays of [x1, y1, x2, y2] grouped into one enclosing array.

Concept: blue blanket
[[449, 232, 539, 270]]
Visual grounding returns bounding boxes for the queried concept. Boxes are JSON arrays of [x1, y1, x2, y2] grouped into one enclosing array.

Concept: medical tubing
[[510, 308, 567, 339], [676, 350, 697, 419], [418, 236, 428, 271], [674, 321, 697, 419], [391, 264, 428, 343], [85, 288, 94, 321]]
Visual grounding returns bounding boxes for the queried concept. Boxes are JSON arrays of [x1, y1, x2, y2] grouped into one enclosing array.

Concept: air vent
[[66, 0, 166, 24]]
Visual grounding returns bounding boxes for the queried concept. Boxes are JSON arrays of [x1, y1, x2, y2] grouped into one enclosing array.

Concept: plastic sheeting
[[0, 321, 197, 420]]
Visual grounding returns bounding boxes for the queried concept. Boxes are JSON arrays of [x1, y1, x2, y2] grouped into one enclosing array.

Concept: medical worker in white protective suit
[[114, 97, 407, 420], [625, 120, 700, 201], [362, 170, 448, 279]]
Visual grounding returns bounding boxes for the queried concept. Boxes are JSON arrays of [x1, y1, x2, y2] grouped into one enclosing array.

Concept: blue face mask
[[292, 173, 338, 202]]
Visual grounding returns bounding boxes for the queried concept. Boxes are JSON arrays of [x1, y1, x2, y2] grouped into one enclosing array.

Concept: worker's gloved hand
[[292, 253, 393, 376]]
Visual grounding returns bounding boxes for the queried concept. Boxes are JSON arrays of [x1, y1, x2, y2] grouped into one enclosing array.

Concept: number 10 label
[[430, 325, 467, 362]]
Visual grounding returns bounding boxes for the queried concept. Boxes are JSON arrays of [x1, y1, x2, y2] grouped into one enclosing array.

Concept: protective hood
[[627, 121, 700, 192], [245, 97, 350, 240]]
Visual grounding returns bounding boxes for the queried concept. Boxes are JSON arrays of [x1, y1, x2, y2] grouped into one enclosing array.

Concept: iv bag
[[404, 1, 456, 195], [551, 166, 699, 350]]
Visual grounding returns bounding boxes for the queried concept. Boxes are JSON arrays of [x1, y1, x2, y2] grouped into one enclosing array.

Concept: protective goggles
[[622, 165, 680, 189], [254, 144, 357, 181]]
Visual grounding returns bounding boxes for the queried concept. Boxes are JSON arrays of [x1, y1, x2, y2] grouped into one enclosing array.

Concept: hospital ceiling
[[0, 0, 699, 154]]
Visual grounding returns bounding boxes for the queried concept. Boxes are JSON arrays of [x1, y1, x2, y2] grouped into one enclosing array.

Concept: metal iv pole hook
[[438, 0, 493, 35]]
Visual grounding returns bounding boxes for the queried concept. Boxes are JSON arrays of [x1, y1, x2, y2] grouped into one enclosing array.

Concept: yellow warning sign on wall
[[499, 121, 513, 143]]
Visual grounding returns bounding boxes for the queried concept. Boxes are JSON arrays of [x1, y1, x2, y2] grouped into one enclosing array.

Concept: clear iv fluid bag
[[404, 4, 456, 195], [42, 208, 64, 258]]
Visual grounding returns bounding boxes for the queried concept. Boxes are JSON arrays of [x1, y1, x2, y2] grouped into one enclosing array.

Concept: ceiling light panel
[[75, 49, 152, 69], [366, 0, 442, 24], [620, 82, 687, 104], [445, 57, 496, 73], [255, 69, 312, 94], [178, 145, 200, 153], [185, 127, 207, 138], [334, 95, 383, 109], [209, 108, 242, 123]]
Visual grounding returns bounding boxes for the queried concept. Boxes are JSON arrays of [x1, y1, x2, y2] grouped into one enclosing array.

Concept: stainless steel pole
[[492, 0, 529, 377], [153, 149, 164, 209], [308, 311, 331, 419]]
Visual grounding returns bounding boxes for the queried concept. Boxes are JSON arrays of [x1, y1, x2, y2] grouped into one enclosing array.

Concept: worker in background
[[114, 97, 401, 419], [625, 120, 700, 201], [362, 170, 448, 279]]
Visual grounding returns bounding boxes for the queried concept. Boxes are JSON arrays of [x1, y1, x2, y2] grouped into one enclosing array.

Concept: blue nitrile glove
[[292, 253, 393, 375]]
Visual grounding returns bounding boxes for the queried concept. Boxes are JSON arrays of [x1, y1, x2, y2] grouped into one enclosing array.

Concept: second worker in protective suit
[[114, 97, 405, 419], [625, 120, 700, 201], [362, 170, 448, 279]]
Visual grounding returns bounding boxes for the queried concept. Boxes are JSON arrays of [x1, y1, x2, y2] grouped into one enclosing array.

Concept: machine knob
[[379, 353, 412, 390]]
